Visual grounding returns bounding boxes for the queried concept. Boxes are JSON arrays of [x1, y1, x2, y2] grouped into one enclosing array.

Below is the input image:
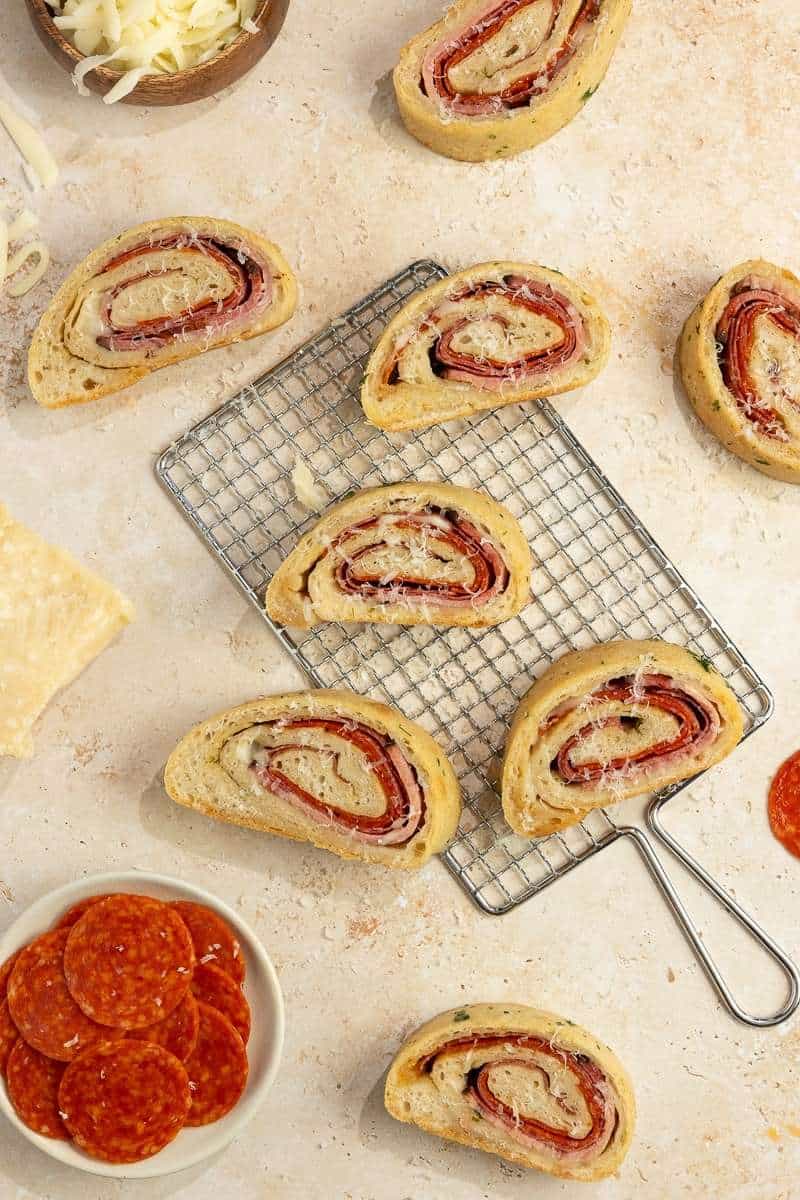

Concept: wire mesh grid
[[156, 260, 773, 915]]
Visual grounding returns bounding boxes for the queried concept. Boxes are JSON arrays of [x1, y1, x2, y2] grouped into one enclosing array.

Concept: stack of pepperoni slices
[[0, 893, 251, 1164]]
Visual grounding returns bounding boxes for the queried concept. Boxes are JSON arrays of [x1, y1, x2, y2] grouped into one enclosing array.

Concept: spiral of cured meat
[[393, 0, 632, 161], [265, 483, 532, 630], [385, 1004, 635, 1181], [251, 718, 425, 847], [29, 217, 297, 409], [164, 690, 462, 869], [502, 640, 744, 837], [679, 260, 800, 482], [362, 263, 610, 431]]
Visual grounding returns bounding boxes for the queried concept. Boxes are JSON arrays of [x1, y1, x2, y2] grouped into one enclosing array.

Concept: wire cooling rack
[[156, 261, 800, 1024], [155, 258, 771, 905], [155, 255, 800, 1022]]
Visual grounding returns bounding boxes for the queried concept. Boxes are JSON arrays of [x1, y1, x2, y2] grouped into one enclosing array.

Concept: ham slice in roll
[[394, 0, 632, 161], [385, 1003, 635, 1181], [362, 263, 610, 431], [678, 260, 800, 483], [265, 482, 532, 629], [164, 691, 461, 868], [502, 640, 744, 837], [28, 217, 297, 409]]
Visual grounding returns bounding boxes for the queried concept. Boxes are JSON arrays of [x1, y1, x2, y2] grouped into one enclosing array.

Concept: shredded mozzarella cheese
[[0, 100, 59, 190], [47, 0, 261, 103], [292, 460, 330, 513], [8, 209, 39, 241], [5, 241, 51, 298], [0, 210, 49, 299]]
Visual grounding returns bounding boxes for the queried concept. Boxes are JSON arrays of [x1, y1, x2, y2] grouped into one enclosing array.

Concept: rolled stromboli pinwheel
[[385, 1004, 635, 1181], [361, 263, 610, 431], [394, 0, 632, 161], [679, 260, 800, 483], [164, 691, 461, 868], [503, 640, 743, 837], [28, 218, 297, 409], [265, 483, 532, 629]]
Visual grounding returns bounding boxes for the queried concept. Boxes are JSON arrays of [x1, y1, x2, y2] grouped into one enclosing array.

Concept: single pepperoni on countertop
[[191, 963, 251, 1045], [170, 901, 245, 984], [769, 750, 800, 858], [184, 1002, 248, 1126], [7, 930, 116, 1061], [0, 1002, 18, 1075], [0, 951, 20, 996], [59, 1041, 191, 1164], [54, 894, 112, 929], [129, 991, 200, 1062], [6, 1040, 68, 1140], [64, 895, 195, 1029]]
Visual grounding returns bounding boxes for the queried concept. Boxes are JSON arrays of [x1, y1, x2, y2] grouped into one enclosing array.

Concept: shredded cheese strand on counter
[[47, 0, 261, 103], [292, 460, 331, 513], [0, 210, 49, 299], [0, 100, 59, 190], [8, 209, 39, 242], [5, 241, 50, 298]]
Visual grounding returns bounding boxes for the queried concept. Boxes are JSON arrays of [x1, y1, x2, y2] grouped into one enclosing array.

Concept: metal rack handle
[[617, 815, 799, 1027]]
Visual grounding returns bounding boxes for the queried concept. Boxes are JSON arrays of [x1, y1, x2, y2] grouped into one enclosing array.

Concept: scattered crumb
[[346, 916, 381, 940]]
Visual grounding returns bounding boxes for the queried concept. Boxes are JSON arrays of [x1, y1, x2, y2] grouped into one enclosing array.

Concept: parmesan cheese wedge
[[0, 505, 134, 758]]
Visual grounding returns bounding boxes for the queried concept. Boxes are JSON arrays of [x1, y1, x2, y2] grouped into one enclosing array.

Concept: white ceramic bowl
[[0, 871, 284, 1179]]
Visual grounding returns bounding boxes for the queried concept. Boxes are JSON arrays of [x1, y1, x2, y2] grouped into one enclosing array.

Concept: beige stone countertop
[[2, 1, 800, 1197]]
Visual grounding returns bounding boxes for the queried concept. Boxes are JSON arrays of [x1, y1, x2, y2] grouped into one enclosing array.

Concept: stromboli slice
[[678, 260, 800, 482], [28, 217, 297, 409], [164, 690, 461, 869], [362, 263, 610, 430], [385, 1003, 634, 1181], [394, 0, 632, 161], [502, 640, 744, 837], [265, 483, 531, 629]]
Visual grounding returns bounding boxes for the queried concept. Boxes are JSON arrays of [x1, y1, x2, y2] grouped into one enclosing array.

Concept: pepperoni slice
[[59, 1041, 191, 1164], [191, 963, 251, 1045], [768, 750, 800, 858], [0, 951, 20, 996], [7, 930, 115, 1061], [5, 1040, 68, 1140], [54, 894, 112, 929], [170, 901, 245, 985], [129, 991, 200, 1062], [0, 1002, 18, 1075], [184, 1002, 248, 1126], [64, 895, 195, 1029]]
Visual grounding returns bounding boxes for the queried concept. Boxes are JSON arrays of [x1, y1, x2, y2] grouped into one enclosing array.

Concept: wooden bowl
[[24, 0, 289, 106]]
